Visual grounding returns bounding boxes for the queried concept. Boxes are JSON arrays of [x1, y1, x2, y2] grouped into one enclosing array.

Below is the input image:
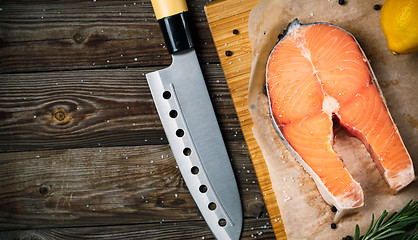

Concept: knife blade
[[145, 0, 242, 239]]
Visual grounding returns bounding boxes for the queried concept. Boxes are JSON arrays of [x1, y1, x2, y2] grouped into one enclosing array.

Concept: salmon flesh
[[266, 19, 415, 221]]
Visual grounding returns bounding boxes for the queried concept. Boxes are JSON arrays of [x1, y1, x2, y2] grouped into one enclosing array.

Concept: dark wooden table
[[0, 0, 276, 239]]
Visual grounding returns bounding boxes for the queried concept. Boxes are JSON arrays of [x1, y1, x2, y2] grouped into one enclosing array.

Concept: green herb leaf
[[353, 200, 418, 240], [354, 224, 361, 240]]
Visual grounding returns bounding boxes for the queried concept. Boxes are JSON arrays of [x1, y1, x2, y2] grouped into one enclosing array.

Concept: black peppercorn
[[338, 0, 345, 5], [233, 29, 239, 35], [331, 206, 338, 212], [373, 4, 381, 10], [225, 50, 233, 57], [342, 235, 353, 240], [278, 33, 284, 40], [331, 223, 337, 229]]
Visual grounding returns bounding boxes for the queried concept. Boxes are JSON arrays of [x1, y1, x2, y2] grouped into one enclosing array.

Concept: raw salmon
[[266, 19, 415, 221]]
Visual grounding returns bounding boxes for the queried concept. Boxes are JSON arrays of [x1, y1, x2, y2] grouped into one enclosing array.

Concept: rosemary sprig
[[353, 200, 418, 240]]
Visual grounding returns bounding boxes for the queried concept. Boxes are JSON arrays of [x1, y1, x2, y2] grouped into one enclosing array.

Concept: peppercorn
[[338, 0, 345, 5], [373, 4, 381, 10], [233, 29, 239, 35], [331, 206, 338, 212], [278, 33, 284, 40], [331, 223, 337, 229], [225, 50, 233, 57]]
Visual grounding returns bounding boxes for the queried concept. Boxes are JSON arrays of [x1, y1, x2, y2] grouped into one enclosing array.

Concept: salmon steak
[[266, 19, 415, 221]]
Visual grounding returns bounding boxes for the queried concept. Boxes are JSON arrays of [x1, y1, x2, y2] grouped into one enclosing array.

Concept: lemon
[[380, 0, 418, 54]]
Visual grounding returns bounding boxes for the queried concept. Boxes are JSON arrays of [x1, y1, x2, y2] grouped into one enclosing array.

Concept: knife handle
[[150, 0, 193, 54]]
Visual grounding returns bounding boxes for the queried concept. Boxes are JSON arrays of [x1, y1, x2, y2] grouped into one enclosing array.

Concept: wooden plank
[[0, 0, 278, 238], [0, 65, 243, 152], [0, 144, 266, 230], [205, 1, 287, 239], [0, 0, 218, 74], [0, 218, 275, 239]]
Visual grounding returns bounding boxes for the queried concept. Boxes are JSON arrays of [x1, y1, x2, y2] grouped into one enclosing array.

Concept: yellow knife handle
[[150, 0, 193, 54], [151, 0, 188, 20]]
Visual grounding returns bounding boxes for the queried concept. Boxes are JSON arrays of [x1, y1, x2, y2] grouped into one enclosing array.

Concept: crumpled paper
[[247, 0, 418, 239]]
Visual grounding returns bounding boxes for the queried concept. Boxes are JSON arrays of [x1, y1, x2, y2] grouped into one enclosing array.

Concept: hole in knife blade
[[176, 129, 184, 137], [163, 91, 171, 99], [169, 110, 178, 118], [183, 147, 192, 156], [191, 166, 199, 175], [199, 185, 207, 193], [208, 202, 216, 211], [218, 218, 227, 227]]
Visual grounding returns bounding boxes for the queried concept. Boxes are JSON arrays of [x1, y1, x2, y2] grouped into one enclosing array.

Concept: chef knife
[[145, 0, 242, 239]]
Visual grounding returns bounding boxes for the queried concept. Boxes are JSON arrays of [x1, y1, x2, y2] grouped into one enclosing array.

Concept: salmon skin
[[266, 19, 415, 222]]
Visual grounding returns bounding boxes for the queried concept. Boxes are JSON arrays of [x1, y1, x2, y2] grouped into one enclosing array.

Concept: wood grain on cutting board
[[205, 0, 287, 239]]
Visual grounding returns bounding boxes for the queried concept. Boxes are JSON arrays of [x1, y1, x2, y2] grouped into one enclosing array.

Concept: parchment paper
[[247, 0, 418, 239]]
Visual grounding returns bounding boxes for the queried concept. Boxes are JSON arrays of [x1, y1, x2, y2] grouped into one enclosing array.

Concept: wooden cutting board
[[205, 1, 287, 239]]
